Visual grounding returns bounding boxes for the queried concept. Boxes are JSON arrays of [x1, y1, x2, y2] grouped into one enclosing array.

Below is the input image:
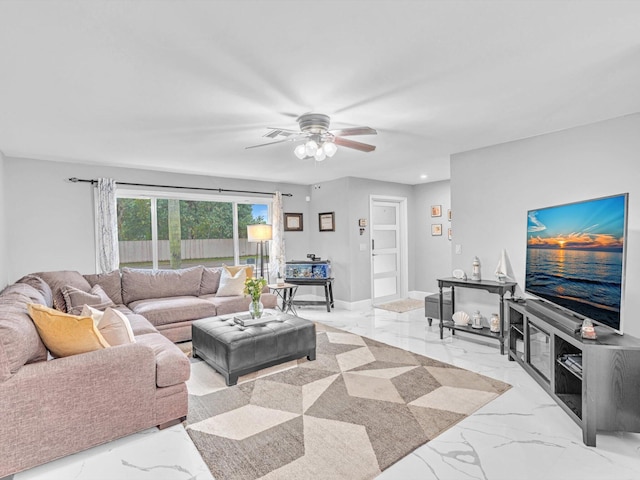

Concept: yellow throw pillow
[[224, 264, 254, 281], [81, 305, 135, 346], [27, 304, 110, 358]]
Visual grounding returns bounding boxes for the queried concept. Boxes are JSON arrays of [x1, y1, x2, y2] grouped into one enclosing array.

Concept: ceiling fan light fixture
[[323, 142, 337, 157], [314, 147, 327, 161], [294, 144, 307, 159], [304, 140, 318, 157]]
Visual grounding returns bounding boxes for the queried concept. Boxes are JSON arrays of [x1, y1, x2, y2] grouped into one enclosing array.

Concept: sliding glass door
[[116, 191, 270, 270]]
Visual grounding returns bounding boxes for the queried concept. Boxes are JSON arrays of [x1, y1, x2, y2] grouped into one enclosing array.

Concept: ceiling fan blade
[[329, 127, 377, 137], [245, 134, 308, 149], [264, 128, 300, 138], [334, 136, 376, 152]]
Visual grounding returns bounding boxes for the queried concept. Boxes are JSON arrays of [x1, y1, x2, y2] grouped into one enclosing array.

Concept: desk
[[437, 277, 517, 354], [286, 278, 334, 312], [268, 283, 298, 315]]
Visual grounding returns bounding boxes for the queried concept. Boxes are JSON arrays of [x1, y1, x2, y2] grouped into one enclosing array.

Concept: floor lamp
[[247, 224, 272, 279]]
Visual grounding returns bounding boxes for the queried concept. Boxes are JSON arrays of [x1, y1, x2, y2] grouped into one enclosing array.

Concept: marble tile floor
[[12, 305, 640, 480]]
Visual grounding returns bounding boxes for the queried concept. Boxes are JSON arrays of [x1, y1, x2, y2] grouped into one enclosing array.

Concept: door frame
[[369, 195, 409, 304]]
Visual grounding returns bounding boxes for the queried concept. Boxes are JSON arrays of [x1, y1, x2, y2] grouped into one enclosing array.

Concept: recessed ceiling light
[[420, 174, 428, 179]]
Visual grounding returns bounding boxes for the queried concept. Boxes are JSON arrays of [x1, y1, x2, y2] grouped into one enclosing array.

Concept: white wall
[[413, 180, 451, 294], [0, 151, 7, 287], [451, 113, 640, 338], [307, 177, 415, 303], [4, 157, 311, 282]]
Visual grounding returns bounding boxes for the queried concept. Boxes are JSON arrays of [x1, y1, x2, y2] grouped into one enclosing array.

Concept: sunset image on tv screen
[[525, 194, 626, 331]]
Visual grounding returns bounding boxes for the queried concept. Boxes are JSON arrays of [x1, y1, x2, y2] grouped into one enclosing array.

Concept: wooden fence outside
[[119, 239, 255, 263]]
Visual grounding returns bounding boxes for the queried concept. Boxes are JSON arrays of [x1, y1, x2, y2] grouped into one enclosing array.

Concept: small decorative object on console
[[452, 311, 470, 326], [490, 313, 500, 333], [495, 249, 509, 283], [580, 318, 597, 339], [452, 268, 467, 280], [472, 256, 481, 281], [471, 310, 483, 329]]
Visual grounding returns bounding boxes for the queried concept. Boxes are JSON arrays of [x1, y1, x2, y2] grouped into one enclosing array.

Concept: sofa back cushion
[[34, 271, 92, 312], [1, 282, 48, 307], [121, 266, 204, 304], [200, 267, 222, 295], [83, 270, 123, 305], [15, 274, 54, 307], [0, 291, 48, 377]]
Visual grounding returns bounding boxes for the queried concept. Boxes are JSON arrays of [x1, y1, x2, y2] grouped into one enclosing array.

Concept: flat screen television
[[525, 193, 628, 333]]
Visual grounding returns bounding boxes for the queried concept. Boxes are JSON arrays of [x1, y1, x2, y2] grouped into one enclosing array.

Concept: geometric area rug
[[186, 323, 510, 480]]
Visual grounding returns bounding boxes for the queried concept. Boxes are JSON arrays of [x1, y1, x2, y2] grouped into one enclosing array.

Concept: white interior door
[[371, 200, 402, 304]]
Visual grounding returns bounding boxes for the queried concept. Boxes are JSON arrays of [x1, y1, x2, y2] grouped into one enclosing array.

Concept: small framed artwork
[[448, 228, 452, 240], [431, 205, 442, 217], [319, 212, 335, 232], [447, 209, 452, 221], [431, 224, 442, 236], [284, 213, 303, 231]]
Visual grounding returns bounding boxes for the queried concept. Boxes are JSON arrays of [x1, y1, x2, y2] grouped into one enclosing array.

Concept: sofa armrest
[[0, 343, 158, 477]]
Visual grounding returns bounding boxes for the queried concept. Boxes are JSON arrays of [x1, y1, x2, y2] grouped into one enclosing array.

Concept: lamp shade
[[247, 224, 273, 242]]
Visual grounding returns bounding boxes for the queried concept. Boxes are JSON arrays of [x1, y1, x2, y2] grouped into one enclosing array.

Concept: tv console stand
[[507, 299, 640, 446]]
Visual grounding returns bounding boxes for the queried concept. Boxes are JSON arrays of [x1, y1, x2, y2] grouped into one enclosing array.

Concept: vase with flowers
[[245, 277, 267, 319]]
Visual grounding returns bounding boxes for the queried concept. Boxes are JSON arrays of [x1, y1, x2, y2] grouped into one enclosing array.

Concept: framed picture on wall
[[432, 224, 442, 236], [319, 212, 335, 232], [284, 213, 303, 231], [431, 205, 442, 217]]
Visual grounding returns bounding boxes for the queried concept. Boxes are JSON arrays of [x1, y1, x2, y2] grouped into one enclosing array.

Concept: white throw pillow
[[81, 305, 135, 346], [216, 267, 247, 297]]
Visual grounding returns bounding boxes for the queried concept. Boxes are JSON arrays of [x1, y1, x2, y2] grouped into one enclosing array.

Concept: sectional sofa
[[0, 265, 277, 477]]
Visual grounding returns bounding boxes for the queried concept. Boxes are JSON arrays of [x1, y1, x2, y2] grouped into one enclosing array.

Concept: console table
[[286, 278, 334, 312], [437, 277, 517, 354]]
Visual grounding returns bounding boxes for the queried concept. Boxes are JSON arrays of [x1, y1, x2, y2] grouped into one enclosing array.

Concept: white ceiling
[[1, 1, 640, 186]]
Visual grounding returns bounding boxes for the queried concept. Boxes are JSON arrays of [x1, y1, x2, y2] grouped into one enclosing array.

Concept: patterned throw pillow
[[215, 267, 247, 297], [62, 284, 115, 315]]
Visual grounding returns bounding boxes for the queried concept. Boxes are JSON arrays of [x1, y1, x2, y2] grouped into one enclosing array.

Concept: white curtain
[[96, 178, 120, 273], [269, 191, 286, 281]]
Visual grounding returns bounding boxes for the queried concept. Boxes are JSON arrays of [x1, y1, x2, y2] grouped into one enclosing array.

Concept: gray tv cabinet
[[507, 299, 640, 446]]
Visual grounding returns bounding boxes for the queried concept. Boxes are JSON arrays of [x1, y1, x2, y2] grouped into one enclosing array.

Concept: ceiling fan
[[246, 113, 377, 161]]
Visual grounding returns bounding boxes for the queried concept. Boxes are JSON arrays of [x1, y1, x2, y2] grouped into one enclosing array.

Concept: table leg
[[438, 285, 444, 340], [324, 282, 331, 312], [329, 281, 334, 308], [499, 294, 505, 355]]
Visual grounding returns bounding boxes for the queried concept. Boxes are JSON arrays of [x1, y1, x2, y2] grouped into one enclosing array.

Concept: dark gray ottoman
[[191, 313, 316, 386], [425, 292, 452, 326]]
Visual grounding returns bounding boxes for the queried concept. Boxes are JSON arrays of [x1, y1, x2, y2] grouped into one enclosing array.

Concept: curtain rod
[[68, 177, 292, 197]]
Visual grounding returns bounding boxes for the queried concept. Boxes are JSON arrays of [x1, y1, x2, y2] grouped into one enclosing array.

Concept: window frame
[[115, 188, 271, 270]]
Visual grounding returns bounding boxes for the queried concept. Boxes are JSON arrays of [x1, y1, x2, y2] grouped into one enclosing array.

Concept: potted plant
[[245, 277, 267, 318]]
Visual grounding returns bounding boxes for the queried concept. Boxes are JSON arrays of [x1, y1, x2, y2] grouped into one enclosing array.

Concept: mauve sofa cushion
[[34, 271, 91, 312], [83, 270, 123, 305], [15, 274, 54, 307], [134, 333, 190, 387], [121, 266, 204, 304], [201, 292, 277, 316], [0, 292, 48, 374], [0, 282, 48, 307], [199, 267, 222, 295], [124, 313, 158, 336], [128, 296, 217, 327]]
